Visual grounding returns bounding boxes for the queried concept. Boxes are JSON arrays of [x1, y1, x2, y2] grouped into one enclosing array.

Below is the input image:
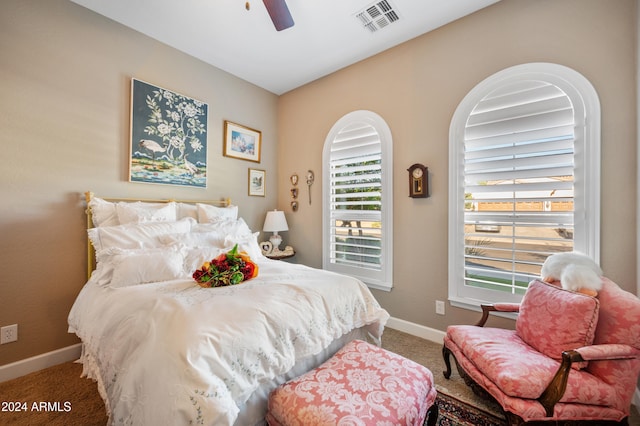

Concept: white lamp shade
[[263, 210, 289, 233]]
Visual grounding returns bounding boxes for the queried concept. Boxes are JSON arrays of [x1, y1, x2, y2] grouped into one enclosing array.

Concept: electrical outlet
[[435, 300, 445, 315], [1, 324, 18, 344]]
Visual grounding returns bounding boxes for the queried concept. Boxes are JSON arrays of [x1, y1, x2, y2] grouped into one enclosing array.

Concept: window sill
[[449, 297, 518, 321], [365, 281, 392, 292]]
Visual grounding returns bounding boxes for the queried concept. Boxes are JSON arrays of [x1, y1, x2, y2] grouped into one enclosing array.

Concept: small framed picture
[[224, 121, 261, 163], [259, 241, 273, 255], [248, 168, 266, 197]]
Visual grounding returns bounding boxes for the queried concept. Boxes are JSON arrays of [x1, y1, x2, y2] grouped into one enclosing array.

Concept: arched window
[[323, 110, 393, 291], [449, 63, 600, 307]]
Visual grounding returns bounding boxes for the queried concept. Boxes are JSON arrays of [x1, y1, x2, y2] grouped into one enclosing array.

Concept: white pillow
[[108, 247, 186, 288], [176, 203, 199, 221], [159, 231, 227, 248], [224, 232, 263, 260], [88, 197, 119, 227], [192, 217, 252, 235], [88, 218, 194, 252], [197, 203, 239, 222], [116, 201, 177, 224], [183, 247, 226, 274], [90, 258, 116, 286]]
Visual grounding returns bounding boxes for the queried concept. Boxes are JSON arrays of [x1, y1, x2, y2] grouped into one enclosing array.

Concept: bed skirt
[[78, 326, 375, 426]]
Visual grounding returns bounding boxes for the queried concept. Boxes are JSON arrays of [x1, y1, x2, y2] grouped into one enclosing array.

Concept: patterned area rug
[[435, 392, 506, 426]]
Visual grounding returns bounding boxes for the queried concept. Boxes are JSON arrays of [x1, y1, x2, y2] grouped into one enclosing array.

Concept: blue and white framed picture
[[223, 120, 261, 163], [248, 168, 266, 197], [129, 78, 208, 188]]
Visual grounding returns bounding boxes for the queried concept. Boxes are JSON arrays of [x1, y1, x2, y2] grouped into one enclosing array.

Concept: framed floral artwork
[[129, 79, 208, 187], [248, 168, 266, 197], [224, 121, 261, 163]]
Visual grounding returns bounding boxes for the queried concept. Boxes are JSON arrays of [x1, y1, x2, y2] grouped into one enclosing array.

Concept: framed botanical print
[[129, 79, 208, 187], [248, 168, 266, 197], [223, 121, 261, 163]]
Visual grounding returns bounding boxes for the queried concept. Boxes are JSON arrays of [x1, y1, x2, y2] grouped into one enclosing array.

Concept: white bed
[[68, 194, 389, 425]]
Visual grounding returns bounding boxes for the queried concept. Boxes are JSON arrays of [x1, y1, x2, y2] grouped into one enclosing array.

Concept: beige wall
[[0, 0, 637, 367], [278, 0, 638, 328], [0, 0, 279, 365]]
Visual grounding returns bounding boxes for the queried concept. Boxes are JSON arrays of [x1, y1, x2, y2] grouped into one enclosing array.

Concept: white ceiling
[[70, 0, 499, 95]]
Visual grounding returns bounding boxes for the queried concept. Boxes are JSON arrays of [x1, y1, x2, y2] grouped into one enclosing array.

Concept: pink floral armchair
[[442, 278, 640, 425]]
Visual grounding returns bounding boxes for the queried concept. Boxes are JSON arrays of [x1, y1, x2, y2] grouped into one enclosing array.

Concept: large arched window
[[449, 63, 600, 307], [323, 110, 393, 291]]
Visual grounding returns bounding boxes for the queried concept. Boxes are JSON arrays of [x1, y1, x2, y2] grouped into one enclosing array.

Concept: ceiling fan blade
[[263, 0, 294, 31]]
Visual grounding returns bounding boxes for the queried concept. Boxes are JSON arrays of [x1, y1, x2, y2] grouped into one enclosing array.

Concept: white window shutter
[[323, 111, 393, 291], [449, 63, 600, 307], [463, 81, 575, 293]]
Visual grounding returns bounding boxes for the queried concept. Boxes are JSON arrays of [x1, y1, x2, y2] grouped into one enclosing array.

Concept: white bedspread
[[68, 260, 389, 425]]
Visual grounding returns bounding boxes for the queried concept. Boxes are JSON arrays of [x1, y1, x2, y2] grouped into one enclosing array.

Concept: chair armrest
[[538, 345, 640, 416], [538, 350, 584, 416], [575, 344, 640, 361], [475, 303, 520, 327]]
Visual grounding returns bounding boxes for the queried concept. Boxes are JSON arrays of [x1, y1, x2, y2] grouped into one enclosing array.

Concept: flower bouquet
[[192, 244, 259, 288]]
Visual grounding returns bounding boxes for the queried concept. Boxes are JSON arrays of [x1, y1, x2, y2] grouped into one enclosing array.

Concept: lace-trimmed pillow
[[88, 197, 119, 227], [88, 218, 194, 252], [107, 247, 186, 288], [516, 280, 599, 369], [197, 203, 238, 222], [116, 201, 177, 224]]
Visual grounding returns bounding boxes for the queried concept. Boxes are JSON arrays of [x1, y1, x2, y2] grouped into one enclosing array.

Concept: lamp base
[[269, 234, 282, 251]]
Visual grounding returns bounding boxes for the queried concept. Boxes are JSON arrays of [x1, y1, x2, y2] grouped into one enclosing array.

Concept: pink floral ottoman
[[266, 339, 438, 426]]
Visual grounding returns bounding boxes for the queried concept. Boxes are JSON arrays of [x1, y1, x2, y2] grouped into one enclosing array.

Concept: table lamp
[[263, 210, 288, 251]]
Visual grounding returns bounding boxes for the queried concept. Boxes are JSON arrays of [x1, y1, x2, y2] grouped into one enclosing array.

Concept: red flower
[[211, 256, 229, 272], [192, 244, 258, 288], [241, 262, 257, 280]]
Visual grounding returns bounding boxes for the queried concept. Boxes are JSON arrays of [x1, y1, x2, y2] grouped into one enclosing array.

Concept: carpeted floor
[[0, 360, 108, 426], [0, 327, 638, 425], [380, 327, 507, 423]]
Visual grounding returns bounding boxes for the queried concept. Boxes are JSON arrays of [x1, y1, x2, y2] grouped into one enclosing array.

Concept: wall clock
[[407, 163, 428, 198]]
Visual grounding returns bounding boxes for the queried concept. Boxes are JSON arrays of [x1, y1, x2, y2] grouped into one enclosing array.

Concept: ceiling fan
[[261, 0, 295, 31]]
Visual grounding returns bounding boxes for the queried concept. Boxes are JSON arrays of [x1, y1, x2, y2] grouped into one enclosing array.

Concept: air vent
[[355, 0, 400, 33]]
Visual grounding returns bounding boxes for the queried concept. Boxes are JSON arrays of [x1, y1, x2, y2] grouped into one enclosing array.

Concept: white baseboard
[[0, 343, 82, 383], [386, 316, 446, 344]]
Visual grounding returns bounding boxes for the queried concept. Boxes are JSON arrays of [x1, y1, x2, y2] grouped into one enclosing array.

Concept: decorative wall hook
[[306, 170, 314, 205]]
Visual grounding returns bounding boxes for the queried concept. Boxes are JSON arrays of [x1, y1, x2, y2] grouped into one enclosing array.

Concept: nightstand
[[264, 245, 295, 260]]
